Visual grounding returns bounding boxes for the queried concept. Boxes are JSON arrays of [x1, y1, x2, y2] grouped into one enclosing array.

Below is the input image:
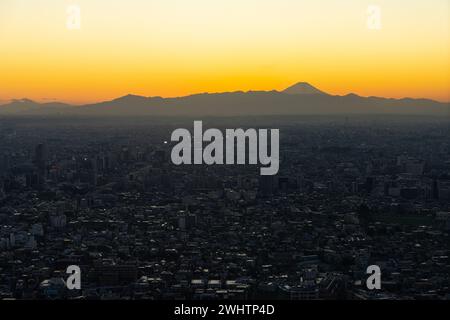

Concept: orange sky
[[1, 0, 449, 104]]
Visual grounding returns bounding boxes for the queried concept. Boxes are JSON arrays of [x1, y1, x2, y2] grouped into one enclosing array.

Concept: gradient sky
[[1, 0, 449, 104]]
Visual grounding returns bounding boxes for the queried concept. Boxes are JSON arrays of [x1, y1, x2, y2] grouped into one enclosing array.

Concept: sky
[[0, 0, 449, 104]]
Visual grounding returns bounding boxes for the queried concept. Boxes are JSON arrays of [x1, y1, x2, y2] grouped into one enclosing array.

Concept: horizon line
[[1, 84, 450, 106]]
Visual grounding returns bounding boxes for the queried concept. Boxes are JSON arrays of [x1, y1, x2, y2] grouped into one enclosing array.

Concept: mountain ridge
[[1, 82, 449, 116]]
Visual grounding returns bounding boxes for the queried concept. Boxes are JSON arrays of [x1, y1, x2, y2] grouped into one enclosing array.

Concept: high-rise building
[[34, 143, 47, 169], [33, 143, 48, 187]]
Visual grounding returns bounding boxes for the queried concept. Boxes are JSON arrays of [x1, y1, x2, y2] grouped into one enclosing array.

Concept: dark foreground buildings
[[0, 116, 449, 300]]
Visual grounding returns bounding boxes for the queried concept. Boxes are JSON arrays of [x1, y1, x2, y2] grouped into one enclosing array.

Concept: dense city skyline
[[1, 115, 450, 300], [1, 0, 450, 308]]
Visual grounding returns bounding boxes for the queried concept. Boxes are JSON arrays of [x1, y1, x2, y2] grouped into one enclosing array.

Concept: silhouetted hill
[[283, 82, 327, 95], [0, 99, 71, 115], [1, 83, 448, 117]]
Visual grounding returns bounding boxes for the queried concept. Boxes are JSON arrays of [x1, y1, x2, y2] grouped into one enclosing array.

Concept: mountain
[[1, 82, 449, 117], [0, 99, 71, 115], [283, 82, 327, 95]]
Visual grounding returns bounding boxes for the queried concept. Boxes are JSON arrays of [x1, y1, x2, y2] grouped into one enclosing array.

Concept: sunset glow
[[1, 0, 449, 104]]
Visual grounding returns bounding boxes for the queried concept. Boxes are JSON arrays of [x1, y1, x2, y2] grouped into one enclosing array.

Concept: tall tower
[[34, 144, 47, 169], [33, 143, 48, 186]]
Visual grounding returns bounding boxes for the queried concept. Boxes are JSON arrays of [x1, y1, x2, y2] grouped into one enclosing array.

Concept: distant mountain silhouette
[[1, 82, 448, 116], [0, 99, 70, 115], [283, 82, 327, 95]]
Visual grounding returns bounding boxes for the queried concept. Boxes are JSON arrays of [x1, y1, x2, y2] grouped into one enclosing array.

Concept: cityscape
[[0, 115, 449, 300], [1, 0, 449, 309]]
